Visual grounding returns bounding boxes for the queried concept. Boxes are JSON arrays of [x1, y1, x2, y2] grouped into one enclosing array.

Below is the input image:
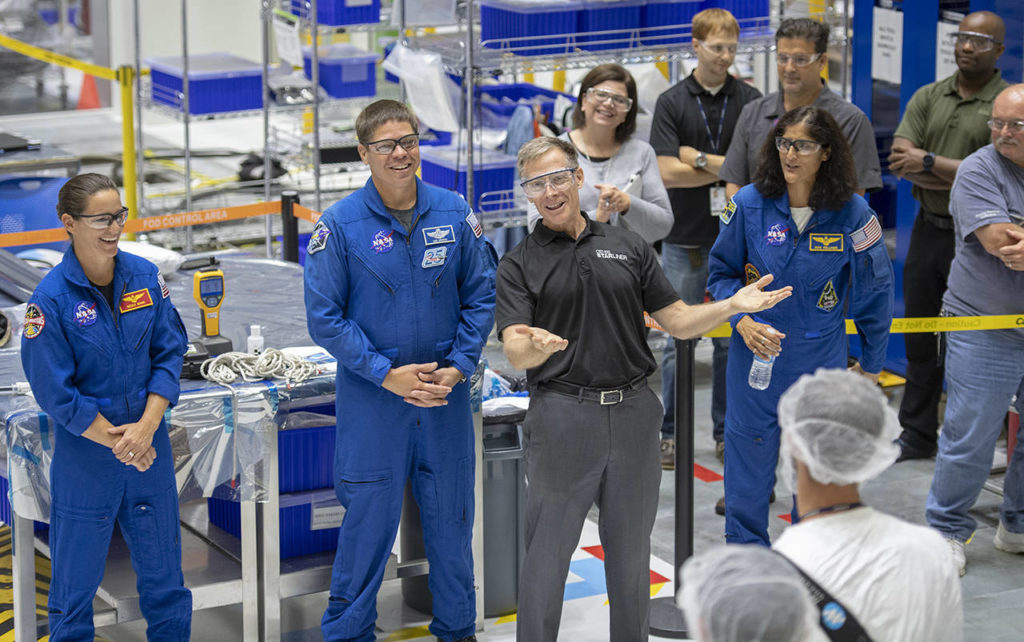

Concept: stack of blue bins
[[0, 175, 70, 253], [480, 0, 581, 56], [703, 0, 770, 24], [475, 83, 577, 129], [641, 0, 704, 46], [289, 0, 381, 26], [303, 44, 380, 99], [207, 409, 342, 559], [578, 0, 645, 51], [420, 146, 517, 214], [147, 53, 263, 115]]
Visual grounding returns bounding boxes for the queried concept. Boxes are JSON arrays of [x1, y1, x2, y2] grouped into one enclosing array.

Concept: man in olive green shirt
[[887, 10, 1008, 461]]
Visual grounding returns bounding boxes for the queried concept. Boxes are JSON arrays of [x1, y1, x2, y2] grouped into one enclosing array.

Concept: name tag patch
[[23, 303, 45, 339], [422, 225, 455, 245], [74, 301, 98, 327], [817, 279, 838, 312], [307, 220, 331, 256], [809, 233, 843, 251], [119, 288, 153, 314], [422, 246, 448, 268]]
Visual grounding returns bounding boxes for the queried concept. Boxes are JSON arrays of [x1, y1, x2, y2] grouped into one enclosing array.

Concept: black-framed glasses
[[74, 206, 129, 229], [362, 133, 420, 155], [776, 137, 826, 155], [988, 118, 1024, 133], [776, 52, 822, 67], [951, 31, 1001, 52], [520, 168, 577, 197], [585, 87, 633, 111], [696, 40, 738, 56]]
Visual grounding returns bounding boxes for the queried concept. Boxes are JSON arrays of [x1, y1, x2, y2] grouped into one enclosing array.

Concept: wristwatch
[[922, 151, 936, 173], [695, 151, 709, 169]]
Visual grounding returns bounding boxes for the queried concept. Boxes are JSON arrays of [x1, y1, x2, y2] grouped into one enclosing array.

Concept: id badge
[[710, 186, 727, 217]]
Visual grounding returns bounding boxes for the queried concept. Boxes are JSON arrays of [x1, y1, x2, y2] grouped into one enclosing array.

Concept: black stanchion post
[[280, 190, 300, 263], [648, 337, 695, 638]]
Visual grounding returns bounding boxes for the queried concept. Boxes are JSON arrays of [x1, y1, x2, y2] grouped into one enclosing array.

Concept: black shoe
[[895, 438, 937, 462], [716, 490, 775, 516]]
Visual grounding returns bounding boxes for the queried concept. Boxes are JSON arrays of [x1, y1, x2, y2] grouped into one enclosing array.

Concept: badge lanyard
[[695, 94, 729, 154]]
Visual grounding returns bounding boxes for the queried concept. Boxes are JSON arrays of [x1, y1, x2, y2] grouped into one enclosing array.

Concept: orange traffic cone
[[77, 74, 101, 110]]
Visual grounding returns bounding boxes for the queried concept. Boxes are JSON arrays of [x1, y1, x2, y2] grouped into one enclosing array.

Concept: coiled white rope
[[200, 348, 320, 385]]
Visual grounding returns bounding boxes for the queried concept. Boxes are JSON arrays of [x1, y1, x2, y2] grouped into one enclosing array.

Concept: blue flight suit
[[708, 185, 893, 545], [304, 177, 497, 642], [21, 249, 191, 641]]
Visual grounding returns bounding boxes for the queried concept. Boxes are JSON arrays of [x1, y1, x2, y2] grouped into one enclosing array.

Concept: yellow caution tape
[[645, 314, 1024, 337], [0, 32, 117, 81]]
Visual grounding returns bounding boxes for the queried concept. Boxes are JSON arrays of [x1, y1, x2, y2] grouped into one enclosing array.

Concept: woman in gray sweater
[[527, 64, 673, 244]]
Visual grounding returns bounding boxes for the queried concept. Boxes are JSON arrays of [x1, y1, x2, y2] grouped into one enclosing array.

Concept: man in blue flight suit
[[707, 112, 893, 545], [21, 174, 191, 640], [304, 100, 497, 642]]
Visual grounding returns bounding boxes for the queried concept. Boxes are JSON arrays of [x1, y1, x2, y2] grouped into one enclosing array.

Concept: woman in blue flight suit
[[708, 107, 894, 545], [21, 174, 191, 640]]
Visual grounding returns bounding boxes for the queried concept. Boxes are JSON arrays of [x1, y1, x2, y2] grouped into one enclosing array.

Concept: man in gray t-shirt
[[925, 84, 1024, 577], [719, 18, 881, 198]]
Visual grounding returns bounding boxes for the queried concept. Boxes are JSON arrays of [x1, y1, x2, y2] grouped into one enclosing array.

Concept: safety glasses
[[520, 168, 577, 198], [776, 137, 826, 155], [776, 52, 822, 68], [74, 206, 129, 229], [950, 31, 1001, 52], [585, 87, 633, 111], [362, 133, 420, 155]]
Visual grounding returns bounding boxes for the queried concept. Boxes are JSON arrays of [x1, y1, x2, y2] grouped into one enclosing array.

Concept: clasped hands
[[108, 421, 157, 471], [383, 362, 465, 408]]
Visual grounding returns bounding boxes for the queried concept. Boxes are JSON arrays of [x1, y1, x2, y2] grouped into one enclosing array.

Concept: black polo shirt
[[495, 213, 680, 388], [650, 73, 762, 247]]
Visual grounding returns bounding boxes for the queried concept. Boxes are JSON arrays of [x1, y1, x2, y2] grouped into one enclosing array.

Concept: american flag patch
[[157, 273, 170, 299], [850, 216, 882, 252], [466, 210, 483, 238]]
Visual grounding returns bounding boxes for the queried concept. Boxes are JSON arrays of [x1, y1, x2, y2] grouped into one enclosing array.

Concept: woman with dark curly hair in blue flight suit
[[21, 174, 191, 640], [708, 106, 894, 546]]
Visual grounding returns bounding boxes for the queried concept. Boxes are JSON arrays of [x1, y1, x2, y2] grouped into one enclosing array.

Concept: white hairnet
[[678, 545, 819, 642], [778, 368, 900, 487]]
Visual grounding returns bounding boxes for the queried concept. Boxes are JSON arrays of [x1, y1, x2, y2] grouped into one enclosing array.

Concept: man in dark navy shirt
[[495, 136, 792, 642]]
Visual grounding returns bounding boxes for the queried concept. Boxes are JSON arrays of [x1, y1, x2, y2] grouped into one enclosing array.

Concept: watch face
[[696, 153, 708, 168]]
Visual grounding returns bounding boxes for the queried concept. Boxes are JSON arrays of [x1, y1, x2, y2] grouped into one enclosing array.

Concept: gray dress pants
[[516, 385, 663, 642]]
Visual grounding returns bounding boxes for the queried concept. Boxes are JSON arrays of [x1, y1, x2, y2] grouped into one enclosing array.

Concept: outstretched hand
[[514, 326, 569, 354], [730, 274, 793, 314]]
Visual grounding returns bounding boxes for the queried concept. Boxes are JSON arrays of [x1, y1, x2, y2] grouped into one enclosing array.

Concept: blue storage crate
[[481, 0, 581, 57], [578, 0, 645, 51], [280, 418, 336, 494], [0, 475, 48, 532], [289, 0, 381, 26], [703, 0, 769, 22], [303, 44, 379, 99], [420, 147, 517, 213], [476, 83, 577, 129], [148, 53, 263, 115], [382, 40, 399, 83], [0, 175, 70, 254], [208, 488, 342, 559], [641, 0, 702, 46]]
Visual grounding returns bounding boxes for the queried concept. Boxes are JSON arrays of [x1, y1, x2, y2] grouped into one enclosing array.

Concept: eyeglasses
[[74, 206, 129, 229], [776, 52, 822, 68], [585, 88, 633, 111], [987, 118, 1024, 133], [362, 133, 420, 155], [951, 31, 1001, 52], [776, 137, 826, 155], [520, 168, 577, 197], [696, 40, 738, 56]]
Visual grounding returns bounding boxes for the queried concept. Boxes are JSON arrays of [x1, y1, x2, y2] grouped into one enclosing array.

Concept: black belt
[[919, 208, 955, 231], [538, 377, 647, 405]]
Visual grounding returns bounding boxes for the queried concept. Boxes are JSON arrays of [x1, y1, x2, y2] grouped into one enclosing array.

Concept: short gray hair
[[516, 137, 578, 179]]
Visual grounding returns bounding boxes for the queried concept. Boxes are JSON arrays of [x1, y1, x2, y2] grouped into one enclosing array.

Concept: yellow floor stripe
[[495, 613, 517, 625], [380, 625, 431, 640]]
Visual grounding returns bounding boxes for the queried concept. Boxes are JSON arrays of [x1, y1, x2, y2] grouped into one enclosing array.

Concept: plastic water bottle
[[748, 328, 776, 390], [246, 325, 264, 355]]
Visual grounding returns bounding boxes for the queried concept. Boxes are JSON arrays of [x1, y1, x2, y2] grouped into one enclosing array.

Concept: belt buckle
[[600, 389, 623, 405]]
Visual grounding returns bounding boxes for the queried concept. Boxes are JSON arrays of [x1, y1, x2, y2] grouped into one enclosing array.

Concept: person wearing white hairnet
[[773, 369, 963, 642], [679, 544, 825, 642]]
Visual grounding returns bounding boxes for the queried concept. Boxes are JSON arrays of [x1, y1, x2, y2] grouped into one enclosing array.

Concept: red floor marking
[[581, 545, 670, 584], [778, 513, 792, 523], [693, 463, 723, 482]]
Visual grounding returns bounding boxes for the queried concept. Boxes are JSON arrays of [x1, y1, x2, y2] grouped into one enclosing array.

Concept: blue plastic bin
[[208, 487, 342, 558], [578, 0, 645, 51], [481, 0, 581, 57], [303, 44, 379, 99], [419, 147, 517, 212], [476, 83, 577, 128], [703, 0, 769, 22], [289, 0, 381, 26], [641, 0, 702, 46], [148, 53, 263, 114], [0, 175, 70, 254]]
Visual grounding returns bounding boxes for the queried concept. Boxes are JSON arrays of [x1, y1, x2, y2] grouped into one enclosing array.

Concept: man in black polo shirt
[[650, 7, 763, 469], [495, 137, 792, 642]]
